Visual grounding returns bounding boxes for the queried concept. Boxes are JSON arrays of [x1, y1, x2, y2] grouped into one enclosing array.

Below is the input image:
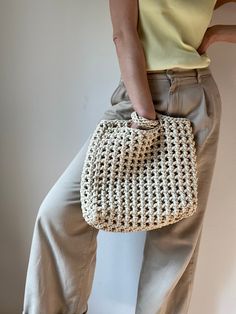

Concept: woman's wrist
[[136, 109, 158, 121]]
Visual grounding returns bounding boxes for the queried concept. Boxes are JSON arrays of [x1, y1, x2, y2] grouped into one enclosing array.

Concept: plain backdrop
[[0, 1, 235, 314]]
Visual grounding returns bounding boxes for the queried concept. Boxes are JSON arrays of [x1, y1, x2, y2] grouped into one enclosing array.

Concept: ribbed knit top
[[137, 0, 217, 71]]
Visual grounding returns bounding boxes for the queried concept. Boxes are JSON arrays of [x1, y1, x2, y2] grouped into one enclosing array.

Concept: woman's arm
[[210, 25, 236, 43], [212, 1, 236, 44], [109, 0, 157, 125], [197, 25, 236, 54], [197, 1, 236, 54], [214, 0, 236, 10]]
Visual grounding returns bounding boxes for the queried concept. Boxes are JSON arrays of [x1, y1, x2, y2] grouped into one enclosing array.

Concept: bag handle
[[131, 111, 159, 129]]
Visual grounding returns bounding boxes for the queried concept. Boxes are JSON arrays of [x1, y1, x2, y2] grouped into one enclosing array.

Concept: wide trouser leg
[[22, 94, 137, 314], [105, 68, 222, 314], [134, 68, 222, 314], [22, 134, 99, 314], [157, 230, 203, 314], [21, 75, 139, 314]]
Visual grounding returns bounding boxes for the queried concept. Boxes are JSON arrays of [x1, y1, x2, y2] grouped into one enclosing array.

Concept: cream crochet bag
[[80, 111, 198, 233]]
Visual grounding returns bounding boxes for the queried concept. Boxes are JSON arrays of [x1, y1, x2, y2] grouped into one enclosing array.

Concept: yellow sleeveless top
[[137, 0, 217, 72]]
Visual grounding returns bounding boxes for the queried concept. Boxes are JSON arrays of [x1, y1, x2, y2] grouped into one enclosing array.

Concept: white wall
[[0, 1, 235, 314]]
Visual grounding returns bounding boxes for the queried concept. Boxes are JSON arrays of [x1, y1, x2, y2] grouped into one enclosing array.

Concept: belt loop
[[166, 69, 174, 81], [195, 68, 202, 83], [166, 69, 177, 92]]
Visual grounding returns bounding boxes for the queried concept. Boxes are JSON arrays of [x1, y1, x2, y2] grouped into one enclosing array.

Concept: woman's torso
[[137, 0, 217, 72]]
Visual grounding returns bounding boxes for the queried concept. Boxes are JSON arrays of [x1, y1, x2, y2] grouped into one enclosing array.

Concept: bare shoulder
[[109, 0, 139, 39]]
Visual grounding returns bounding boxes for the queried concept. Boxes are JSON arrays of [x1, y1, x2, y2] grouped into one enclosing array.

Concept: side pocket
[[196, 75, 221, 157], [208, 75, 222, 117]]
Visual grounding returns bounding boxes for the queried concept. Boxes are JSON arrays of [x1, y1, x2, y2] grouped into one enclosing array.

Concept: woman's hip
[[106, 66, 222, 155]]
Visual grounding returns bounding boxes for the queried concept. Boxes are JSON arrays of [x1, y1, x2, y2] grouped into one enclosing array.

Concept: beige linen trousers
[[22, 66, 222, 314]]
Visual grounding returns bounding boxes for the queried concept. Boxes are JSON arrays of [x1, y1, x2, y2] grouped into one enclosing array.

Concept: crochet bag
[[80, 111, 199, 233]]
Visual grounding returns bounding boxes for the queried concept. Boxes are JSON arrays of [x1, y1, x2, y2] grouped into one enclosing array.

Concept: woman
[[22, 1, 236, 313]]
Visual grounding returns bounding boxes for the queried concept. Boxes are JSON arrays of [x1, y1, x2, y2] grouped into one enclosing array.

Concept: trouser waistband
[[119, 67, 211, 85], [146, 67, 211, 83]]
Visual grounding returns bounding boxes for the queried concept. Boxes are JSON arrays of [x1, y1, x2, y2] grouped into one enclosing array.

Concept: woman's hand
[[197, 26, 216, 55]]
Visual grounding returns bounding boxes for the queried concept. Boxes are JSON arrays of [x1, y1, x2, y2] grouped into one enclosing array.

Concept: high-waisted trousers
[[22, 66, 222, 314]]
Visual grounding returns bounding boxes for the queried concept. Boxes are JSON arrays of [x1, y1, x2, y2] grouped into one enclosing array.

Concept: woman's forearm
[[113, 30, 156, 120], [210, 24, 236, 43]]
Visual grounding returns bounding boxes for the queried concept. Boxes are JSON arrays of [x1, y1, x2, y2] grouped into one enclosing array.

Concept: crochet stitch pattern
[[80, 112, 199, 233]]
